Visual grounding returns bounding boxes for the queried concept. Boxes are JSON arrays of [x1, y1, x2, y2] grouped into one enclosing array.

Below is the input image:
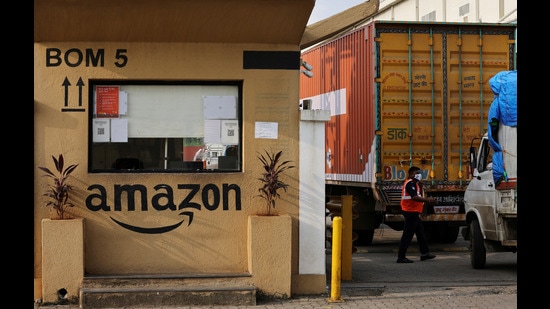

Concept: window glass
[[478, 138, 493, 173], [89, 81, 242, 173]]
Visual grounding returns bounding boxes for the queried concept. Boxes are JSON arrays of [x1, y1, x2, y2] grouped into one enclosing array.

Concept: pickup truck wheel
[[470, 218, 486, 269]]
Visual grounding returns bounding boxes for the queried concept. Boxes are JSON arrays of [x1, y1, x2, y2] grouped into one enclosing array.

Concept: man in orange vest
[[396, 166, 437, 263]]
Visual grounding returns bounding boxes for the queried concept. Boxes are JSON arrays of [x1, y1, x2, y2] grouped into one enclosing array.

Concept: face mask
[[414, 173, 422, 181]]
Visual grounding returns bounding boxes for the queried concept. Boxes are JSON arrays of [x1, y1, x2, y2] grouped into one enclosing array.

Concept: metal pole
[[341, 195, 353, 280], [329, 216, 344, 303]]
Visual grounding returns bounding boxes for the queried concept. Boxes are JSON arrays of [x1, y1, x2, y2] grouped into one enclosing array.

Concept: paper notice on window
[[111, 118, 128, 142], [255, 122, 278, 139], [204, 119, 221, 144], [96, 86, 120, 118], [93, 119, 111, 142], [221, 120, 239, 144], [203, 96, 237, 119], [119, 91, 128, 115]]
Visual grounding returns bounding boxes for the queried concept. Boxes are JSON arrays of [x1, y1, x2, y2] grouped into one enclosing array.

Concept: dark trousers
[[397, 211, 430, 259]]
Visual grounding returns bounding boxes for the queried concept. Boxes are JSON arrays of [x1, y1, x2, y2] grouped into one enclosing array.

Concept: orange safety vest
[[400, 178, 424, 213]]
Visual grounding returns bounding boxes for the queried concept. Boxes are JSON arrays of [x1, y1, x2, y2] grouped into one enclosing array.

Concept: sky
[[307, 0, 366, 25]]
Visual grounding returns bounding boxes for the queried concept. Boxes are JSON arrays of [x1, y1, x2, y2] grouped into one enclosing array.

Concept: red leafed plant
[[38, 154, 79, 220], [256, 149, 295, 216]]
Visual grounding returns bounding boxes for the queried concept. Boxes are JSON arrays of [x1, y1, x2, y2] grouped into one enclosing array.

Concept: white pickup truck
[[462, 70, 517, 269]]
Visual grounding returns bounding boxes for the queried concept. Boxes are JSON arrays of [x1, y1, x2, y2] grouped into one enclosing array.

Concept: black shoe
[[396, 257, 414, 263], [420, 254, 436, 261]]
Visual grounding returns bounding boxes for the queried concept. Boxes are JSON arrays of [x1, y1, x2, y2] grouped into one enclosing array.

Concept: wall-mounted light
[[300, 70, 313, 78], [301, 59, 313, 78], [301, 60, 313, 71]]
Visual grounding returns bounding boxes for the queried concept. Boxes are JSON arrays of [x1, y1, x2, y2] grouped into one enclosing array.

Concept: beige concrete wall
[[34, 41, 306, 292]]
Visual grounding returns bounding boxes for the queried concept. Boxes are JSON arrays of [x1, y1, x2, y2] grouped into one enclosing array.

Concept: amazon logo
[[85, 183, 241, 234]]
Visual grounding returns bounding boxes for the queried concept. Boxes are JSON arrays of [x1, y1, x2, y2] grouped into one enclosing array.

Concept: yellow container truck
[[300, 21, 517, 245]]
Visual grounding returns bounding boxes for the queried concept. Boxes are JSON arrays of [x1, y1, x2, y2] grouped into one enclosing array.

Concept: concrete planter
[[247, 214, 292, 297], [41, 218, 84, 303]]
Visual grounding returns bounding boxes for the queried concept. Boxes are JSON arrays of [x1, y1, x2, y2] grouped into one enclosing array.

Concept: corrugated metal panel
[[374, 22, 516, 188], [301, 26, 376, 184]]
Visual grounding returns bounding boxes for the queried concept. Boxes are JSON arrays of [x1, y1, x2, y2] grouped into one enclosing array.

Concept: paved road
[[35, 226, 518, 308], [335, 225, 517, 288]]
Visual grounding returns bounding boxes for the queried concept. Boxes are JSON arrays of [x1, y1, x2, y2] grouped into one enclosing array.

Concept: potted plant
[[249, 149, 295, 297], [38, 154, 79, 220], [37, 154, 84, 304], [255, 149, 295, 216]]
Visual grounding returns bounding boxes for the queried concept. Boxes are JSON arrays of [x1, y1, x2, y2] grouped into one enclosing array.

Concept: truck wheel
[[470, 218, 486, 269], [441, 225, 460, 243], [423, 222, 443, 243], [354, 229, 375, 245], [423, 222, 459, 243]]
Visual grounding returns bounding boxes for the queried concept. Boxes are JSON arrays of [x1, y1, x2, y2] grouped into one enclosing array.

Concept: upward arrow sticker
[[61, 77, 86, 112]]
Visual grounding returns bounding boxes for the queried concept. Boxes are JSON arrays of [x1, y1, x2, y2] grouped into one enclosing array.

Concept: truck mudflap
[[385, 213, 466, 222]]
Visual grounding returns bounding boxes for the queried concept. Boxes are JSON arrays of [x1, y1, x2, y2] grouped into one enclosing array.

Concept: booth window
[[89, 80, 242, 173]]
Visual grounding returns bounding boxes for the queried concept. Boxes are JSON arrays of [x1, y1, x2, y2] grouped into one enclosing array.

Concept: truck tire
[[441, 225, 460, 243], [424, 222, 459, 243], [470, 218, 486, 269], [354, 229, 375, 245]]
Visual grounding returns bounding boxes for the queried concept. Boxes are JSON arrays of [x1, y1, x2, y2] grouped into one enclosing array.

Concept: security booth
[[34, 0, 328, 305]]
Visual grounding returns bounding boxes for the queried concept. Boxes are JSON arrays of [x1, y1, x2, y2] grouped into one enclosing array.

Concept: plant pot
[[247, 214, 292, 297], [41, 218, 84, 303]]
